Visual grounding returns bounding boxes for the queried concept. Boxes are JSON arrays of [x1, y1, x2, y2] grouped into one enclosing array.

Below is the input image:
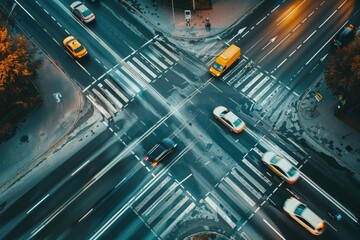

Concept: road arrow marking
[[262, 36, 278, 50], [227, 27, 247, 43]]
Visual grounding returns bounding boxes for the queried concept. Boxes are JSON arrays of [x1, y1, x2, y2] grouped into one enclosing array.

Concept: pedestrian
[[205, 18, 211, 31]]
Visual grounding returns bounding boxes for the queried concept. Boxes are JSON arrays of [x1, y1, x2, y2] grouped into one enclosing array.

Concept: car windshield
[[270, 155, 280, 164], [74, 45, 85, 53], [82, 9, 92, 17], [294, 204, 306, 216], [287, 166, 297, 177], [212, 62, 223, 72], [160, 142, 169, 149], [233, 118, 242, 127]]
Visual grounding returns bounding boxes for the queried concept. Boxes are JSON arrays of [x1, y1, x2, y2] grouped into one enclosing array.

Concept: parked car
[[213, 106, 245, 133], [63, 36, 88, 59], [261, 151, 300, 184], [144, 138, 177, 166], [333, 24, 356, 48], [70, 1, 95, 23], [283, 197, 326, 235]]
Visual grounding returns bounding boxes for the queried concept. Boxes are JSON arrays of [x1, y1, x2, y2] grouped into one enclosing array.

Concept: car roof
[[273, 155, 294, 172], [77, 4, 89, 13], [66, 38, 81, 50], [263, 152, 297, 174], [223, 111, 239, 122], [146, 139, 174, 161], [148, 144, 166, 158], [339, 25, 355, 35], [301, 207, 324, 224], [161, 138, 175, 148]]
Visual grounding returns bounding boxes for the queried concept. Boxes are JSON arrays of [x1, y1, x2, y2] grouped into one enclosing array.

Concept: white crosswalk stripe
[[224, 177, 255, 207], [104, 79, 129, 103], [98, 83, 123, 110], [146, 189, 183, 224], [133, 57, 157, 78], [131, 174, 196, 239], [126, 61, 152, 83], [242, 158, 272, 186], [205, 196, 237, 229], [247, 76, 269, 98], [231, 170, 262, 200], [154, 41, 180, 61], [217, 183, 249, 214], [159, 202, 196, 239], [241, 73, 264, 93], [209, 189, 241, 221], [92, 88, 118, 115], [84, 40, 183, 120], [252, 81, 274, 102], [148, 45, 173, 66], [234, 165, 266, 194], [153, 195, 189, 232], [120, 66, 146, 89]]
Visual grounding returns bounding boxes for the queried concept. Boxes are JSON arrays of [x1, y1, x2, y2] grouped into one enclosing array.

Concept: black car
[[144, 138, 177, 166], [333, 24, 356, 48]]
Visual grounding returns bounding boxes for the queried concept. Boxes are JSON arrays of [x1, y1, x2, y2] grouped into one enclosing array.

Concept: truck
[[210, 44, 241, 77]]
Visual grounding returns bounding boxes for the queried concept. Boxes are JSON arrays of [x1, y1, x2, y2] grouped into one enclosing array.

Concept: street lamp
[[5, 3, 17, 28], [171, 0, 175, 28]]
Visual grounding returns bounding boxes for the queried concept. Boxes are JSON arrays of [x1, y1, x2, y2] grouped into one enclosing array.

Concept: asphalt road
[[1, 0, 359, 239]]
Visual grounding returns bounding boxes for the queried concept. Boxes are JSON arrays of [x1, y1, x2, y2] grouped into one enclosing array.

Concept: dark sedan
[[144, 138, 178, 166]]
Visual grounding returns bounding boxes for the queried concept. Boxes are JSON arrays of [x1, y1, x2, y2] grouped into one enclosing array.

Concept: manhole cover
[[20, 135, 29, 142], [345, 145, 353, 152]]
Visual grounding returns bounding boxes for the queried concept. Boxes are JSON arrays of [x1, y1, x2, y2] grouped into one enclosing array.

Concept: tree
[[324, 38, 360, 107], [0, 25, 42, 117]]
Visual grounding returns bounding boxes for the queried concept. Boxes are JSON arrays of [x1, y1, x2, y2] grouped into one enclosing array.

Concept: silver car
[[283, 197, 326, 235], [262, 151, 300, 184], [213, 106, 245, 133], [70, 1, 95, 23]]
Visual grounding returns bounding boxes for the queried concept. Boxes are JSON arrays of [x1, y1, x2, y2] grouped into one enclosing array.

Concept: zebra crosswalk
[[129, 142, 299, 238], [199, 43, 298, 114], [132, 175, 196, 239], [84, 37, 182, 120], [203, 143, 291, 231]]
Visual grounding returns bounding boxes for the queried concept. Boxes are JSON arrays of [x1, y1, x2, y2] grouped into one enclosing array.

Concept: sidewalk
[[297, 76, 360, 180], [0, 52, 83, 187], [124, 0, 263, 39]]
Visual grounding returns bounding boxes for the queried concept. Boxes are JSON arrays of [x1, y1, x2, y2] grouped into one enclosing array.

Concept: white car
[[70, 1, 95, 23], [262, 151, 300, 184], [283, 197, 326, 235], [213, 106, 245, 133]]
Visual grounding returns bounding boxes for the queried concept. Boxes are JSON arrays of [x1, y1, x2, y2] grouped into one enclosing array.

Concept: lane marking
[[263, 219, 286, 240]]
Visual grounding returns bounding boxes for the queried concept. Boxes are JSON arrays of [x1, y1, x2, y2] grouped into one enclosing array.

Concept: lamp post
[[171, 0, 175, 28], [5, 3, 17, 28]]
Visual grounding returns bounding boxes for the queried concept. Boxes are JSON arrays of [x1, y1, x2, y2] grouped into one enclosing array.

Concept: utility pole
[[171, 0, 175, 28], [5, 3, 17, 28]]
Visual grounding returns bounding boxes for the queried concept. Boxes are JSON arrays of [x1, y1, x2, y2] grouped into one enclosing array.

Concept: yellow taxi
[[63, 36, 87, 59]]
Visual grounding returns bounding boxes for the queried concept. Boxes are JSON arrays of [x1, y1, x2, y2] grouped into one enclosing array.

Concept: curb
[[122, 0, 265, 41], [0, 19, 90, 192]]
